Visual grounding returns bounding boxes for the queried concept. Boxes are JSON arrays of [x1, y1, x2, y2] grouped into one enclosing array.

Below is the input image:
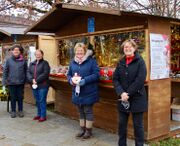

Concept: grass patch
[[149, 137, 180, 146]]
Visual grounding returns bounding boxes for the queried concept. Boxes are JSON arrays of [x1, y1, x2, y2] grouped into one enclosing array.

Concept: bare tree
[[123, 0, 180, 18], [0, 0, 179, 20], [0, 0, 52, 20]]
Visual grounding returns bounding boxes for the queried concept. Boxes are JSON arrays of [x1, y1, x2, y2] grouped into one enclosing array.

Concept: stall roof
[[0, 23, 55, 38], [25, 3, 121, 34], [25, 3, 180, 34]]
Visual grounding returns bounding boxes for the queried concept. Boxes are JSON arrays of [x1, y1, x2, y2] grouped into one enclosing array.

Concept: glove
[[2, 86, 6, 94], [79, 79, 85, 86]]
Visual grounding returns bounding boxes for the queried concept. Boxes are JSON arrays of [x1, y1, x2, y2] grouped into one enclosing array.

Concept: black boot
[[82, 128, 92, 139], [76, 127, 85, 138]]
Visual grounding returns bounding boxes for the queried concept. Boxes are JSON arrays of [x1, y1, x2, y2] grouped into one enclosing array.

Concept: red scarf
[[126, 56, 134, 65]]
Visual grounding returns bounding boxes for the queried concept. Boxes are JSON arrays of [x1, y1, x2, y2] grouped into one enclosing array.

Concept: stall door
[[38, 35, 58, 104]]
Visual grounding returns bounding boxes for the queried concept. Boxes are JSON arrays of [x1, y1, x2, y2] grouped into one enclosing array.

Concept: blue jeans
[[118, 111, 144, 146], [77, 105, 94, 121], [32, 87, 49, 118], [9, 85, 24, 112]]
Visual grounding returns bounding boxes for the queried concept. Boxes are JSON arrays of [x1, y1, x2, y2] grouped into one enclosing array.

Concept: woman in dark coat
[[67, 42, 100, 139], [27, 49, 50, 122], [2, 45, 27, 118], [113, 39, 147, 146]]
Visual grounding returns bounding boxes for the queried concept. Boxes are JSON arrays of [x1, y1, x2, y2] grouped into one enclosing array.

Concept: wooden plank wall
[[147, 18, 171, 140], [50, 77, 149, 136], [50, 78, 119, 132], [56, 13, 147, 37], [148, 79, 171, 139]]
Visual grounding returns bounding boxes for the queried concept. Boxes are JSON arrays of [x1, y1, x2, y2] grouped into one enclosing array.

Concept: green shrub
[[150, 137, 180, 146]]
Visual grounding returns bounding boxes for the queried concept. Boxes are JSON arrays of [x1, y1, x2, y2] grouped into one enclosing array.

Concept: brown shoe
[[82, 128, 92, 139], [76, 127, 85, 138]]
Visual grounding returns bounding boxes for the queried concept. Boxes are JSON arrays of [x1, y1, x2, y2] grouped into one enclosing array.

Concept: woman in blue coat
[[67, 43, 100, 139], [113, 39, 147, 146]]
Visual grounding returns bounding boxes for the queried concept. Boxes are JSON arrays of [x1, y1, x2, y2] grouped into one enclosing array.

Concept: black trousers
[[118, 111, 144, 146], [8, 85, 24, 112]]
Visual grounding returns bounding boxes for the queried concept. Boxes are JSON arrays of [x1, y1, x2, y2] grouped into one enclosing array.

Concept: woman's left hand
[[120, 92, 129, 101], [32, 79, 37, 84]]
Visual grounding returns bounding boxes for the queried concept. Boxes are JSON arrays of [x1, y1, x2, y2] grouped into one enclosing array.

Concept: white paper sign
[[28, 46, 36, 66], [150, 33, 170, 80]]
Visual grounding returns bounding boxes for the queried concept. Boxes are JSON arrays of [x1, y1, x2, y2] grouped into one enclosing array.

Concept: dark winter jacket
[[2, 55, 27, 86], [27, 59, 50, 88], [67, 57, 100, 105], [113, 52, 148, 112]]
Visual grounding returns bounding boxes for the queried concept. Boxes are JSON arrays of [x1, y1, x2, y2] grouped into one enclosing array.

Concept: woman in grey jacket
[[2, 45, 27, 118]]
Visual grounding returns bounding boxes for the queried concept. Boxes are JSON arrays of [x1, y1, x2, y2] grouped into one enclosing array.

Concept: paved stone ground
[[0, 102, 148, 146]]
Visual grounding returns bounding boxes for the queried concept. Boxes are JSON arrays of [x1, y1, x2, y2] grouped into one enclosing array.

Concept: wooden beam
[[55, 25, 145, 40], [170, 21, 180, 25], [61, 3, 121, 16], [2, 39, 37, 45]]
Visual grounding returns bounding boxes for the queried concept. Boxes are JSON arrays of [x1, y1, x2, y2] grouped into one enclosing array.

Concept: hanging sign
[[88, 17, 95, 33], [11, 34, 17, 42], [150, 33, 170, 80], [28, 46, 36, 66]]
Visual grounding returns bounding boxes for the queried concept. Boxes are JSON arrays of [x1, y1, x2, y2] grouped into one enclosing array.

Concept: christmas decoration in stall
[[171, 24, 180, 78], [50, 30, 146, 82]]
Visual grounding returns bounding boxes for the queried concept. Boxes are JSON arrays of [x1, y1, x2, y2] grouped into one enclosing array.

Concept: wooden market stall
[[0, 23, 57, 104], [26, 3, 180, 141]]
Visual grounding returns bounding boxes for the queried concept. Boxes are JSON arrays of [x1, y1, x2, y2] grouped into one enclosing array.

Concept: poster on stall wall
[[150, 33, 170, 80], [28, 46, 36, 66]]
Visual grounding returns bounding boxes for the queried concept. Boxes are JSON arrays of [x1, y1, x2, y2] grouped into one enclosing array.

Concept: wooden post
[[147, 17, 171, 140]]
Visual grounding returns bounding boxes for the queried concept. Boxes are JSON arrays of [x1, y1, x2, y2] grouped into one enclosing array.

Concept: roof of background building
[[0, 24, 27, 35], [0, 15, 34, 26], [0, 23, 55, 39]]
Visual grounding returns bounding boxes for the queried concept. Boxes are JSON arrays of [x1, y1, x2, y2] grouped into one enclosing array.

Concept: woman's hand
[[120, 92, 129, 101], [32, 79, 37, 84]]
